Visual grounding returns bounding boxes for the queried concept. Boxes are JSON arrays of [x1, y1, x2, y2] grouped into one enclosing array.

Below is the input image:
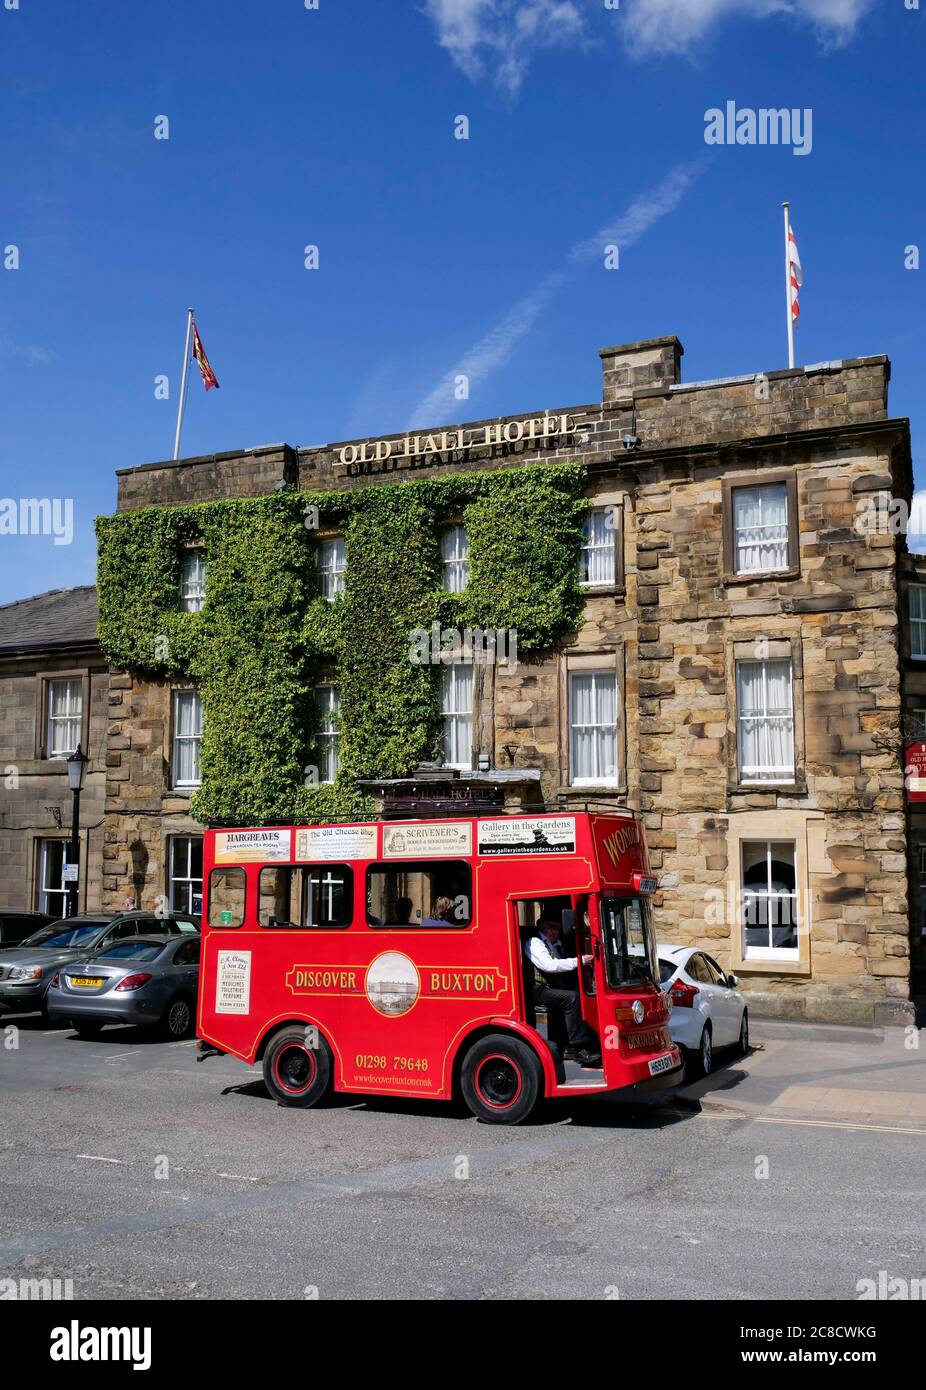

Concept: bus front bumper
[[625, 1061, 685, 1095]]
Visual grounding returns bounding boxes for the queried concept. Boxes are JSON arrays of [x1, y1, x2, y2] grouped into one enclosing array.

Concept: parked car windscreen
[[94, 942, 168, 963], [658, 959, 678, 984], [19, 922, 109, 949]]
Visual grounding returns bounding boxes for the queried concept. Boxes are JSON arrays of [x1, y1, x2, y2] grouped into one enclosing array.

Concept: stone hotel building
[[2, 334, 921, 1025]]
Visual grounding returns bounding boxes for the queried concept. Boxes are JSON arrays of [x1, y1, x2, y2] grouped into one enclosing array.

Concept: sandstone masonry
[[102, 336, 916, 1026]]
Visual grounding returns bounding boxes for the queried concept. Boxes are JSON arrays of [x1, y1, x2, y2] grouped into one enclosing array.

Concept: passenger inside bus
[[524, 919, 601, 1068], [366, 862, 472, 929], [422, 895, 457, 926]]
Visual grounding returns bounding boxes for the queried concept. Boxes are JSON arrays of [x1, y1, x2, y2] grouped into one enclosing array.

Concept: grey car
[[0, 911, 54, 947], [0, 911, 199, 1019], [46, 934, 201, 1039]]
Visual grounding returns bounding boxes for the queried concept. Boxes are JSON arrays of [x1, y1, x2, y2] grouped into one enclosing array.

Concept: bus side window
[[366, 860, 472, 928], [258, 864, 353, 928], [207, 867, 246, 928]]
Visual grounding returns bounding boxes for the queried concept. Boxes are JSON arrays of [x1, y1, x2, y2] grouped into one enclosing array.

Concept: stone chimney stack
[[600, 335, 684, 402]]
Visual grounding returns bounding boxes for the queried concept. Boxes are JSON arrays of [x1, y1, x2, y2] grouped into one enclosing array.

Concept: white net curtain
[[733, 483, 788, 573], [173, 691, 203, 786], [570, 671, 617, 783], [736, 660, 794, 781], [580, 509, 614, 586], [48, 678, 81, 756], [442, 664, 473, 768]]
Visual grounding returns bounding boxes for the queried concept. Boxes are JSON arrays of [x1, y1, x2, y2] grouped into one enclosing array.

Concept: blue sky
[[0, 0, 922, 604]]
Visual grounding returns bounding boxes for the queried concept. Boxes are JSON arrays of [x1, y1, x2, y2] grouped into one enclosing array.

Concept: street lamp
[[65, 743, 89, 918]]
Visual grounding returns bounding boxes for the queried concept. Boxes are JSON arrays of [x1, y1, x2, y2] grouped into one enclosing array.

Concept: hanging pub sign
[[906, 743, 926, 803]]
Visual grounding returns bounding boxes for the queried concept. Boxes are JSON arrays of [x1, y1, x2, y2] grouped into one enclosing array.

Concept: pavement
[[678, 1017, 926, 1132], [1, 1010, 925, 1299]]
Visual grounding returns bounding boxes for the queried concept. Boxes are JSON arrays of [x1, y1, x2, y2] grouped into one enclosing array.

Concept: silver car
[[47, 934, 201, 1039], [0, 911, 198, 1019]]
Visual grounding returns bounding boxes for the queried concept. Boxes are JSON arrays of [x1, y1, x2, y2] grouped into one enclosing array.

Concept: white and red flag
[[192, 319, 220, 390], [788, 224, 803, 325]]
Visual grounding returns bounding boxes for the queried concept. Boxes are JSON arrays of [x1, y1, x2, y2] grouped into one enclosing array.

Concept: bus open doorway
[[514, 894, 609, 1093]]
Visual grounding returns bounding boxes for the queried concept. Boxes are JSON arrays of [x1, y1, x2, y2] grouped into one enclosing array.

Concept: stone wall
[[104, 337, 914, 1022], [0, 650, 108, 914], [114, 341, 896, 515], [488, 423, 912, 1024], [101, 674, 201, 912]]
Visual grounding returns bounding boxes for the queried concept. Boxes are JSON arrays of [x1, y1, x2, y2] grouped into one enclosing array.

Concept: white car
[[658, 946, 748, 1078]]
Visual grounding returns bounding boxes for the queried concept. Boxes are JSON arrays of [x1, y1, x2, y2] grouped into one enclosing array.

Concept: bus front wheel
[[460, 1034, 544, 1125], [263, 1025, 332, 1108]]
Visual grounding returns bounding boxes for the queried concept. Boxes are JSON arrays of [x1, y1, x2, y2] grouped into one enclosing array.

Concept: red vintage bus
[[196, 810, 682, 1124]]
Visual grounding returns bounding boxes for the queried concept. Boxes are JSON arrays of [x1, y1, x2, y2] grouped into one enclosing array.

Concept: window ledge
[[581, 583, 625, 600], [728, 780, 806, 797], [733, 956, 810, 977], [558, 782, 627, 797], [33, 758, 100, 777], [723, 567, 800, 586]]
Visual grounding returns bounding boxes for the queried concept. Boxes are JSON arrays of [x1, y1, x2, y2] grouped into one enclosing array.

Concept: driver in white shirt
[[525, 919, 601, 1066]]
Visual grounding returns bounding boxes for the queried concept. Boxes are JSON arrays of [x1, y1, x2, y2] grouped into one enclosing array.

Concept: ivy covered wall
[[95, 463, 587, 826]]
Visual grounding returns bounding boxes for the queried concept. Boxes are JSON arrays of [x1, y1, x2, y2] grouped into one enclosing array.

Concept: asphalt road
[[1, 1012, 925, 1301]]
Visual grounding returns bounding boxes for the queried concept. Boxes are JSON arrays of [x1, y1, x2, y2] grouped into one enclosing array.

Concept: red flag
[[191, 320, 220, 390], [788, 226, 803, 325]]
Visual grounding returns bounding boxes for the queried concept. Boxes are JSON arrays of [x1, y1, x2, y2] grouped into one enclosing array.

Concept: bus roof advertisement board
[[591, 815, 648, 883], [382, 822, 472, 858], [476, 817, 576, 856], [214, 829, 292, 863], [295, 825, 378, 860]]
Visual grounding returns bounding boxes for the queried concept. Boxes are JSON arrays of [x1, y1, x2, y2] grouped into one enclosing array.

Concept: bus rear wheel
[[263, 1026, 332, 1108], [461, 1034, 543, 1125]]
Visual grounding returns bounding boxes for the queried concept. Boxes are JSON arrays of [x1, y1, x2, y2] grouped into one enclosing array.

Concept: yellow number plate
[[72, 977, 103, 988]]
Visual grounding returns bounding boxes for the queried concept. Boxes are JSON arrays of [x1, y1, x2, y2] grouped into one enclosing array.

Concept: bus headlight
[[631, 999, 645, 1024]]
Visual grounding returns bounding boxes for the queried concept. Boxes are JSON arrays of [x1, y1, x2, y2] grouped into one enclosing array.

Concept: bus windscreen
[[600, 896, 658, 989]]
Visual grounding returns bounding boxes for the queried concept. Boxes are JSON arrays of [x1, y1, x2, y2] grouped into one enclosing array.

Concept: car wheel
[[161, 995, 194, 1040], [262, 1025, 333, 1108], [460, 1034, 544, 1125], [73, 1021, 103, 1039], [686, 1024, 713, 1080], [738, 1009, 749, 1056]]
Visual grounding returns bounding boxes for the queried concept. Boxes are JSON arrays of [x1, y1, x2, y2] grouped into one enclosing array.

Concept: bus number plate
[[648, 1054, 674, 1076]]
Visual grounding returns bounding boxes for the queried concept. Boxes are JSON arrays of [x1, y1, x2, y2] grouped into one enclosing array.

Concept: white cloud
[[568, 160, 705, 263], [621, 0, 873, 59], [408, 269, 568, 429], [423, 0, 585, 95], [408, 161, 702, 429], [0, 334, 53, 366], [423, 0, 872, 88]]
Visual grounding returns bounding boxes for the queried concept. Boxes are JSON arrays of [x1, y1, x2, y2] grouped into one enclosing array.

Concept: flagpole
[[782, 202, 795, 370], [172, 307, 195, 460]]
